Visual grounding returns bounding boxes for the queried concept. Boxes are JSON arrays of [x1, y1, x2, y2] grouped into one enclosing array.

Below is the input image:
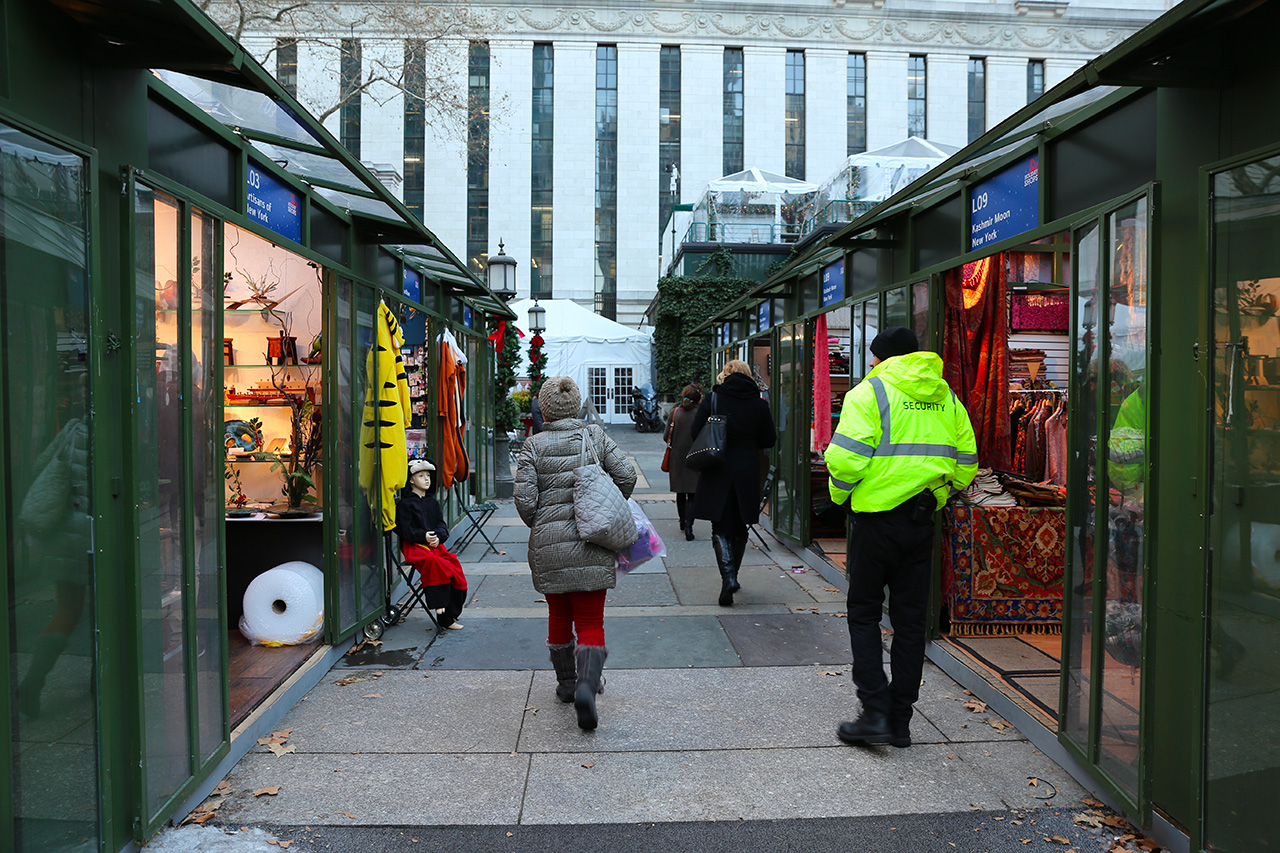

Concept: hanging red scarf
[[943, 255, 1011, 470]]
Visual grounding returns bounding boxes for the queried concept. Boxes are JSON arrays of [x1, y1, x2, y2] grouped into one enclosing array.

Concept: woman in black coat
[[690, 359, 776, 606]]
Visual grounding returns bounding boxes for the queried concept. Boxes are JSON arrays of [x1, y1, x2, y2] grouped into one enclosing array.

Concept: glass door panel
[[774, 321, 803, 539], [190, 209, 227, 764], [1205, 153, 1280, 852], [1065, 222, 1100, 750], [1098, 198, 1149, 791], [2, 123, 99, 851], [331, 276, 357, 635], [588, 368, 607, 418], [135, 187, 193, 819], [355, 286, 381, 624], [613, 367, 633, 419]]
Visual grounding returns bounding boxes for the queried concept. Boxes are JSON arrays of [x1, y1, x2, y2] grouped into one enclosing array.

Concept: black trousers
[[845, 492, 936, 725], [676, 492, 695, 526]]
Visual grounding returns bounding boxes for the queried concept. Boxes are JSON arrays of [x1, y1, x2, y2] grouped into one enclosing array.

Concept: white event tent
[[512, 298, 653, 423]]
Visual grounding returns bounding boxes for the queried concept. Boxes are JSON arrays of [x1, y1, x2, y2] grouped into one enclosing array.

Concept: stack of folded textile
[[956, 469, 1019, 506], [995, 470, 1066, 507]]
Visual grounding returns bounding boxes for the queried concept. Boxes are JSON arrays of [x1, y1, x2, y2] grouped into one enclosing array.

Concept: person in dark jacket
[[530, 395, 544, 434], [664, 384, 702, 540], [691, 360, 776, 606], [396, 458, 467, 629]]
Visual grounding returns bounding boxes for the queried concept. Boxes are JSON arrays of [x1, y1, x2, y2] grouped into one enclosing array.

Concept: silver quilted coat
[[515, 419, 638, 594]]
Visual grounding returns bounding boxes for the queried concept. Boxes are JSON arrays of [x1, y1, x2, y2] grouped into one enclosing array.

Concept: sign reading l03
[[247, 163, 302, 244], [970, 155, 1039, 251]]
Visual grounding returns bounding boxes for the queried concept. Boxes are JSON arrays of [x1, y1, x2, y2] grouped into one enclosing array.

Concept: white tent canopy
[[820, 137, 961, 204], [706, 167, 820, 196], [512, 299, 653, 423]]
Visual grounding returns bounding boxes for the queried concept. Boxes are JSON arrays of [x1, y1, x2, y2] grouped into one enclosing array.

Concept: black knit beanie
[[870, 326, 919, 361]]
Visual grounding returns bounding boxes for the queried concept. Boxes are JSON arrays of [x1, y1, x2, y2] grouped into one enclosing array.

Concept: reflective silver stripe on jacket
[[829, 431, 875, 457], [866, 377, 968, 460]]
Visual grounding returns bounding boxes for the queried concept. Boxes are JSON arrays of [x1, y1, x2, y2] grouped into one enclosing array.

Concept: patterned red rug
[[943, 504, 1065, 634]]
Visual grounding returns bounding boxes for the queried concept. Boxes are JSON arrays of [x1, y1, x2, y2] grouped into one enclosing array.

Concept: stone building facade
[[228, 0, 1169, 327]]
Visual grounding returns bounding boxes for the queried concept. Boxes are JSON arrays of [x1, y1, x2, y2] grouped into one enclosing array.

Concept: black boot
[[729, 530, 748, 593], [548, 642, 576, 704], [685, 519, 695, 541], [837, 710, 892, 745], [712, 533, 736, 606], [574, 645, 608, 730]]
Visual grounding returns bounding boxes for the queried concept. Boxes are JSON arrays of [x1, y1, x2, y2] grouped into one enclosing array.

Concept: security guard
[[826, 327, 977, 747]]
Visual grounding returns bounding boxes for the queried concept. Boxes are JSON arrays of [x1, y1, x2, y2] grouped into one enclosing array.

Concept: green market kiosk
[[704, 1, 1280, 850], [0, 1, 510, 849]]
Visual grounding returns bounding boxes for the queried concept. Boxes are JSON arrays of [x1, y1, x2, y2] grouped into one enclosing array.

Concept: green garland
[[654, 247, 754, 395], [493, 318, 521, 433], [529, 334, 548, 396]]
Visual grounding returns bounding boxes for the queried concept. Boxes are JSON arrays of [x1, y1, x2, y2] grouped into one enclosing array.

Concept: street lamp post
[[488, 240, 519, 498]]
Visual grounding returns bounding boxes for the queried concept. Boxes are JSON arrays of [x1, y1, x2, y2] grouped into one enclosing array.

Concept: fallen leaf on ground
[[254, 786, 282, 797], [267, 743, 296, 757], [1072, 812, 1104, 828], [212, 781, 232, 795], [361, 693, 382, 699], [1045, 835, 1071, 844], [273, 729, 293, 738], [963, 698, 989, 713], [1103, 815, 1132, 829], [990, 719, 1013, 732], [189, 812, 216, 825], [506, 832, 514, 837], [333, 676, 369, 686], [815, 670, 841, 676], [258, 736, 287, 745], [581, 763, 594, 769], [1082, 796, 1106, 808], [334, 811, 356, 819], [1028, 778, 1040, 787]]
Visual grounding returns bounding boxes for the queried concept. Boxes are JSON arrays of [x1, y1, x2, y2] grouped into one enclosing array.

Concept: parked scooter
[[630, 382, 664, 432]]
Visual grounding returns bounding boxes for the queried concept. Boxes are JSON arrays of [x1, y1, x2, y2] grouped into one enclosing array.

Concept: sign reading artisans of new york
[[970, 155, 1039, 251], [246, 162, 302, 244]]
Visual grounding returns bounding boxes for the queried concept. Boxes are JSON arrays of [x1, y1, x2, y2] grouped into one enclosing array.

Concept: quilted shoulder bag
[[573, 428, 639, 551], [685, 393, 727, 472]]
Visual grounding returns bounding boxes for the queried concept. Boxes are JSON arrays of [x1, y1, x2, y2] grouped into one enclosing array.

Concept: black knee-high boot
[[574, 645, 608, 730], [712, 533, 736, 606], [548, 642, 576, 703], [729, 529, 747, 593]]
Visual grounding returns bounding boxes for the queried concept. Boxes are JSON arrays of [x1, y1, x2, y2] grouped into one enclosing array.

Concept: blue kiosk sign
[[821, 259, 845, 308], [247, 162, 302, 244], [757, 301, 770, 332], [969, 154, 1039, 251]]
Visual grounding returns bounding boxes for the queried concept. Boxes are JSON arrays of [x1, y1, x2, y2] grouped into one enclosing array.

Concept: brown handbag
[[660, 444, 671, 473]]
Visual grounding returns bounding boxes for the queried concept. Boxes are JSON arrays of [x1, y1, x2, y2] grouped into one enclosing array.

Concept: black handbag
[[685, 393, 727, 472]]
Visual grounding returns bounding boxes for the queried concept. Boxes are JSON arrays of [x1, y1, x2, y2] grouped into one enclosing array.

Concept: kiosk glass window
[[884, 286, 908, 330], [334, 277, 357, 631], [2, 124, 99, 851], [1206, 153, 1280, 853]]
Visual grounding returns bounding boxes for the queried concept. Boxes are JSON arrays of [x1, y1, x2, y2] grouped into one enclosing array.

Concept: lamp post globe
[[487, 240, 518, 302], [528, 301, 546, 336]]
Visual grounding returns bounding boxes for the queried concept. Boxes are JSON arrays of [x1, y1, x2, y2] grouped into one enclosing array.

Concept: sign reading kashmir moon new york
[[970, 155, 1040, 251]]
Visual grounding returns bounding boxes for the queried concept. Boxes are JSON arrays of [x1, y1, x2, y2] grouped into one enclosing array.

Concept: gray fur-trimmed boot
[[573, 645, 608, 730], [548, 642, 577, 704]]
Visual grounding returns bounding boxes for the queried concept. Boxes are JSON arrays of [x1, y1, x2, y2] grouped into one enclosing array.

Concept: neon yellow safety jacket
[[826, 351, 978, 513]]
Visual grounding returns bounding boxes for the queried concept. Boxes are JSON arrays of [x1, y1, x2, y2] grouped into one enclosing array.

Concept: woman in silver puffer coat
[[515, 376, 637, 730]]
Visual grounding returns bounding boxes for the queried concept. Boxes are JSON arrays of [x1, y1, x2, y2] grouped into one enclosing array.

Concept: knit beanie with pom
[[538, 376, 582, 422]]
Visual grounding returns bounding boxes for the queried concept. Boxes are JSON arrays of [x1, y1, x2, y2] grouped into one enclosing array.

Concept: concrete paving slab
[[466, 574, 544, 609], [667, 564, 812, 608], [912, 661, 1029, 743], [336, 619, 430, 669], [605, 574, 678, 607], [952, 741, 1090, 808], [215, 753, 529, 825], [720, 613, 852, 667], [260, 670, 531, 754], [463, 561, 531, 576], [415, 618, 549, 670], [603, 615, 742, 669], [520, 745, 1002, 824], [661, 537, 779, 568], [492, 526, 534, 544], [519, 665, 943, 753]]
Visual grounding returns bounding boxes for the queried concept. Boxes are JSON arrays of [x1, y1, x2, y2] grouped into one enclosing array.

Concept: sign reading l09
[[821, 259, 845, 308], [969, 155, 1039, 251], [247, 162, 302, 244]]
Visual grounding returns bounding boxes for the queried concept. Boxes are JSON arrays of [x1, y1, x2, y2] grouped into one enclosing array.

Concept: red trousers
[[545, 589, 606, 646], [401, 543, 467, 591]]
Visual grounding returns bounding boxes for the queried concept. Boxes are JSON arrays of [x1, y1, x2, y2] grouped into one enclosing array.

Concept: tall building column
[[421, 38, 469, 259], [680, 44, 724, 199], [986, 56, 1029, 128], [360, 38, 404, 192], [927, 53, 968, 148], [616, 43, 660, 325], [552, 41, 596, 305], [489, 40, 534, 298], [743, 46, 784, 174], [805, 48, 848, 185], [865, 50, 905, 151]]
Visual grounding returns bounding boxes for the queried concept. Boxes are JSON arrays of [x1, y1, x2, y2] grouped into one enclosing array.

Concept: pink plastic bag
[[616, 499, 667, 574]]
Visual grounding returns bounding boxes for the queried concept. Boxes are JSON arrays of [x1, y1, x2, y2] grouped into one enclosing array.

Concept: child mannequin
[[395, 458, 467, 629]]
